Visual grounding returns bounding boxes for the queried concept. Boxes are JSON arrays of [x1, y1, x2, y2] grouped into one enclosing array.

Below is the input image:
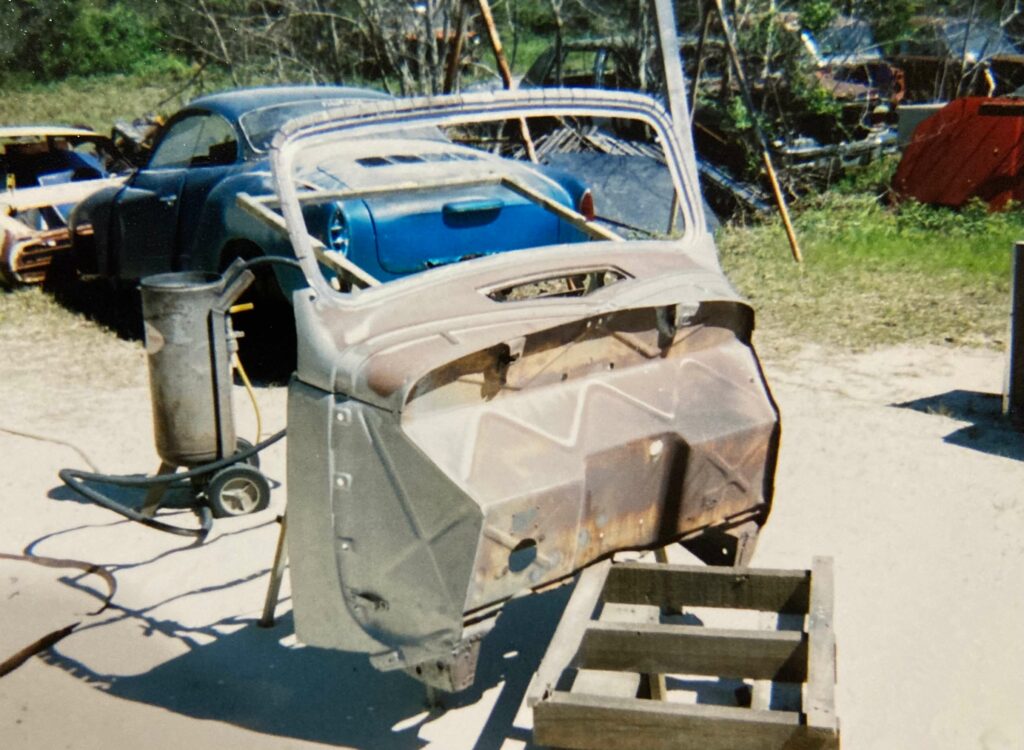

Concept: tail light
[[577, 189, 595, 221]]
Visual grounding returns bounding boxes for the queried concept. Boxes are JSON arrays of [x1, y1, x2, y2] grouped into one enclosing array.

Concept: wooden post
[[476, 0, 538, 162], [258, 514, 289, 628], [1006, 241, 1024, 428], [712, 0, 803, 263], [442, 0, 467, 94], [689, 10, 714, 119]]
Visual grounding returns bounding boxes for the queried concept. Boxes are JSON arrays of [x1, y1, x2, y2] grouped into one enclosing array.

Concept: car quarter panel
[[286, 240, 779, 667]]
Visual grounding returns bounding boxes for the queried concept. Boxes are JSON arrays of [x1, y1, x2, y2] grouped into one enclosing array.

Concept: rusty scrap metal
[[0, 177, 124, 286], [270, 89, 776, 693], [894, 97, 1024, 210]]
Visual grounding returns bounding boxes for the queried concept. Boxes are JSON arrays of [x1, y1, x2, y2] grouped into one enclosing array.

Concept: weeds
[[719, 186, 1019, 352]]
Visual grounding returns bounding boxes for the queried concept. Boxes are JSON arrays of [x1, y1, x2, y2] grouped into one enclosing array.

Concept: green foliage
[[832, 154, 899, 196], [1, 0, 172, 82], [851, 0, 924, 53], [797, 0, 837, 33]]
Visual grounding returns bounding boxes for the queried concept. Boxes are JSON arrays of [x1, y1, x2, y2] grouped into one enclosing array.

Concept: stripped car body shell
[[273, 90, 779, 688]]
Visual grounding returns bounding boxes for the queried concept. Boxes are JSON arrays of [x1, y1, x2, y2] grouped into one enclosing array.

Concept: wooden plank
[[750, 610, 777, 710], [235, 193, 380, 288], [255, 175, 503, 207], [604, 562, 810, 614], [805, 557, 838, 734], [577, 621, 807, 682], [0, 176, 125, 212], [534, 693, 836, 750], [256, 175, 620, 243], [499, 177, 623, 242], [525, 561, 611, 707], [571, 601, 660, 699]]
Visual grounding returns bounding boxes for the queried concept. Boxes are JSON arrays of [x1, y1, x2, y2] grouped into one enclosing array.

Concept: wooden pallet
[[527, 557, 838, 750]]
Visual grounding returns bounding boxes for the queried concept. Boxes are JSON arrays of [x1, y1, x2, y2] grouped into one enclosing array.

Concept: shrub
[[4, 0, 168, 81]]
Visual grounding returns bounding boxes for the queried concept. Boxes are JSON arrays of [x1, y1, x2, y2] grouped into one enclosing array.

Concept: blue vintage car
[[69, 86, 592, 306]]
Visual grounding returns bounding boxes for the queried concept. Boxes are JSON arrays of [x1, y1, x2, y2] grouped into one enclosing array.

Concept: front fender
[[187, 172, 308, 298], [69, 184, 124, 277], [188, 171, 281, 271]]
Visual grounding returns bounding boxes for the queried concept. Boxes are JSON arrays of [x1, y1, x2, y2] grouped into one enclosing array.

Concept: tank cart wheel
[[207, 465, 271, 518], [234, 437, 260, 469]]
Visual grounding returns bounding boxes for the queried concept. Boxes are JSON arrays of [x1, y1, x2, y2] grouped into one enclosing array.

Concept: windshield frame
[[268, 89, 705, 303]]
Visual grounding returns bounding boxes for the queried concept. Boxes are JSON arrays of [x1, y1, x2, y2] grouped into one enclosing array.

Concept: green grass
[[0, 68, 232, 131], [719, 188, 1019, 352]]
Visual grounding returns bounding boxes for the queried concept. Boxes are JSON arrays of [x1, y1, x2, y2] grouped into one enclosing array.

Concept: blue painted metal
[[70, 85, 586, 295]]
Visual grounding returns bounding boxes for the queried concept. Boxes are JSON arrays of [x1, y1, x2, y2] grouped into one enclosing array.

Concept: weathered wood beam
[[534, 693, 837, 750], [235, 192, 380, 288], [805, 556, 839, 734], [604, 562, 811, 613], [577, 621, 808, 682], [526, 561, 611, 707]]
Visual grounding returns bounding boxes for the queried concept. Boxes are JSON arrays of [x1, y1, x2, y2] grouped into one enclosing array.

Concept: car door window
[[148, 113, 238, 169], [189, 115, 238, 167]]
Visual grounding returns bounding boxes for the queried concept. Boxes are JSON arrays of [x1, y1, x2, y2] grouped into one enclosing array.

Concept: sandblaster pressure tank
[[139, 263, 270, 518]]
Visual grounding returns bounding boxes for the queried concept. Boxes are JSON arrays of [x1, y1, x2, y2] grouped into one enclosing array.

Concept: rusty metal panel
[[894, 96, 1024, 209], [279, 91, 779, 686], [0, 177, 125, 286]]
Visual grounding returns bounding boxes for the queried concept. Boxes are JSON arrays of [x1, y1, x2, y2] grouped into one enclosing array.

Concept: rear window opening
[[273, 100, 694, 296], [484, 268, 629, 302]]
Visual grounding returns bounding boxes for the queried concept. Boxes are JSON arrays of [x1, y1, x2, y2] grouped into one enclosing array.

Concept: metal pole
[[1005, 242, 1024, 429]]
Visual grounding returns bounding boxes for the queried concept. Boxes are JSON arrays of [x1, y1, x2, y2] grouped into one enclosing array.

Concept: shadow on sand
[[37, 568, 572, 748], [893, 389, 1024, 462]]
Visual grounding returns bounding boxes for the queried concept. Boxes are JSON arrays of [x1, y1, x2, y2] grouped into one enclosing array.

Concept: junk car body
[[514, 32, 898, 213], [799, 16, 905, 112], [892, 16, 1024, 102], [0, 126, 125, 285], [68, 86, 592, 299], [262, 89, 780, 691]]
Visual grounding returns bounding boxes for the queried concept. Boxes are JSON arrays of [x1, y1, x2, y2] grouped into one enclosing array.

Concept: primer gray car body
[[270, 89, 779, 690]]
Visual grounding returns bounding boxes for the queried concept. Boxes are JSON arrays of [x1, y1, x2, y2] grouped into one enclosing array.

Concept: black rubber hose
[[57, 254, 300, 540], [63, 429, 285, 488], [59, 429, 286, 540], [58, 470, 213, 539]]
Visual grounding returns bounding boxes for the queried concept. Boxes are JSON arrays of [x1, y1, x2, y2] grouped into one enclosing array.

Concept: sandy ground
[[1, 328, 1022, 749]]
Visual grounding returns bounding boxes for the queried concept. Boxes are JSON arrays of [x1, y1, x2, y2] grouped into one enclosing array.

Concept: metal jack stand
[[259, 514, 289, 627]]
